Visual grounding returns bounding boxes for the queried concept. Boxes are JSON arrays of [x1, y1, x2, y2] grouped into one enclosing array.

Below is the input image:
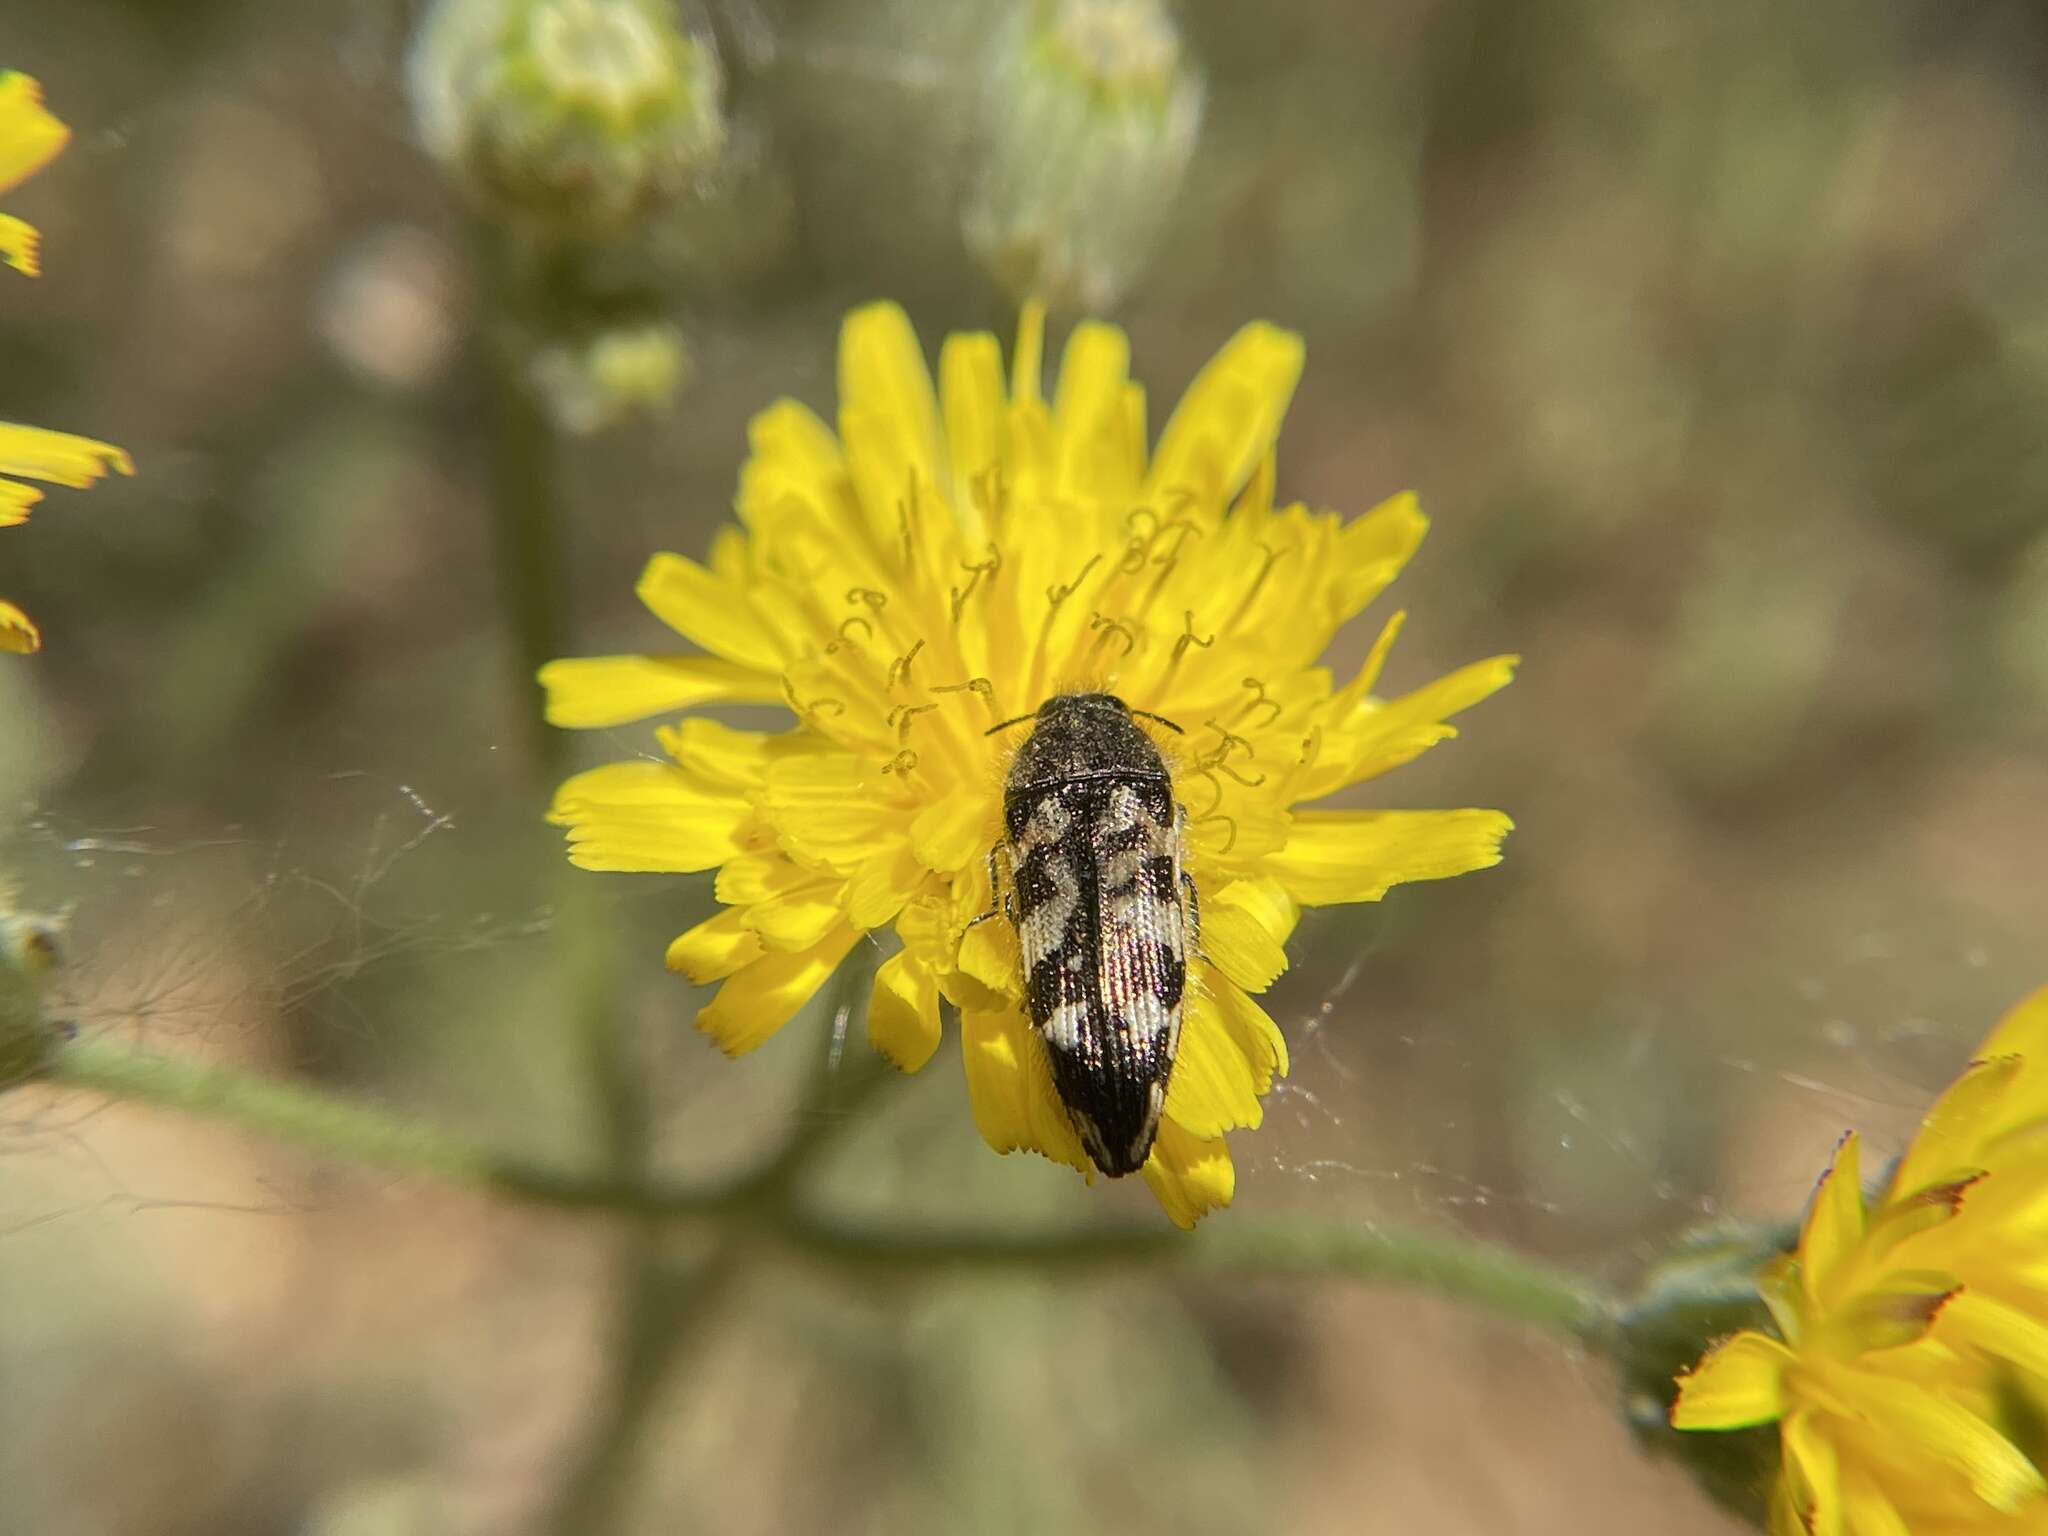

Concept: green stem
[[477, 223, 569, 782], [35, 1031, 1612, 1345], [40, 1032, 734, 1221], [786, 1212, 1609, 1344]]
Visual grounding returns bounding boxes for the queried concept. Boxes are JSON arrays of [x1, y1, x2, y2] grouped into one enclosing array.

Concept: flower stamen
[[888, 702, 939, 742], [1088, 612, 1137, 658], [1235, 676, 1282, 726], [1222, 544, 1285, 634], [887, 638, 926, 690]]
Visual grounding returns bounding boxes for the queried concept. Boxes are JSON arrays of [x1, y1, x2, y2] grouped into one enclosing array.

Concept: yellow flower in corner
[[1673, 984, 2048, 1533], [0, 70, 133, 653], [544, 301, 1515, 1226]]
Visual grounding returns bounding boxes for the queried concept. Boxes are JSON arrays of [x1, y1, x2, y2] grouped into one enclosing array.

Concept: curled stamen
[[1117, 536, 1149, 574], [1172, 611, 1216, 664], [1149, 520, 1200, 565], [1046, 554, 1101, 609], [971, 466, 1010, 522], [882, 749, 920, 776], [1088, 612, 1136, 658], [1188, 768, 1226, 820], [950, 546, 1003, 623], [932, 677, 997, 707], [846, 587, 889, 612], [1125, 506, 1160, 541], [1236, 676, 1283, 726], [891, 702, 938, 742], [887, 638, 926, 690], [1198, 720, 1255, 769], [1195, 813, 1240, 856], [784, 675, 848, 722], [1210, 760, 1267, 788], [1298, 725, 1323, 769], [837, 616, 874, 644], [1223, 543, 1286, 632]]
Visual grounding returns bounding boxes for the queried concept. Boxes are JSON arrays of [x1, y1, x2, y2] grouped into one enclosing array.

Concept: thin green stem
[[33, 1030, 1615, 1346], [476, 223, 570, 782], [785, 1212, 1610, 1344], [546, 1245, 743, 1535], [40, 1032, 734, 1220]]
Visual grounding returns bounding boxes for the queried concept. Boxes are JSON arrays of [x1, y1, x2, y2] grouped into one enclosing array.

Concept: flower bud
[[527, 320, 689, 434], [408, 0, 726, 235], [1608, 1217, 1795, 1525], [962, 0, 1203, 313]]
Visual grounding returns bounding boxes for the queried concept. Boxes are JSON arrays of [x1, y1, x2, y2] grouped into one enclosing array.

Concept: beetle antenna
[[1129, 708, 1184, 735], [984, 712, 1039, 736]]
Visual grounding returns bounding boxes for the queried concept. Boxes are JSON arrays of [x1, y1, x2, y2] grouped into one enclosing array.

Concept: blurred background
[[5, 0, 2048, 1531]]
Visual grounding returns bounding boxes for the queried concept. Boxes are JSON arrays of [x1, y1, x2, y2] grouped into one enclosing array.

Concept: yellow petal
[[0, 597, 39, 653], [655, 718, 791, 789], [909, 793, 990, 874], [696, 925, 861, 1056], [1887, 1054, 2021, 1204], [1325, 655, 1520, 790], [665, 907, 764, 983], [1326, 491, 1428, 621], [1668, 1331, 1796, 1429], [1843, 1367, 2044, 1512], [1837, 1469, 1909, 1536], [1940, 1289, 2048, 1381], [1757, 1253, 1804, 1345], [636, 553, 787, 672], [844, 845, 921, 930], [737, 399, 854, 538], [1976, 982, 2048, 1062], [1210, 970, 1289, 1087], [539, 654, 782, 728], [1010, 298, 1045, 407], [745, 887, 849, 952], [1267, 809, 1513, 905], [1141, 1117, 1235, 1229], [1782, 1410, 1842, 1536], [948, 911, 1019, 1014], [0, 478, 40, 524], [0, 424, 131, 487], [547, 761, 750, 872], [1147, 322, 1304, 505], [960, 1005, 1090, 1174], [940, 329, 1005, 512], [1202, 878, 1296, 992], [1051, 321, 1138, 498], [1162, 987, 1262, 1137], [0, 213, 39, 277], [1800, 1132, 1866, 1302], [760, 753, 899, 871], [839, 302, 944, 541], [869, 949, 942, 1072], [0, 73, 68, 201]]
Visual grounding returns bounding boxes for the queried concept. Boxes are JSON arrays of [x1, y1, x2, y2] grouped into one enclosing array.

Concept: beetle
[[983, 693, 1197, 1176]]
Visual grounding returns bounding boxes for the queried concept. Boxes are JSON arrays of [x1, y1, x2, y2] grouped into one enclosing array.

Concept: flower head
[[963, 0, 1203, 312], [1673, 984, 2048, 1532], [543, 301, 1515, 1226], [408, 0, 725, 234], [0, 72, 132, 654]]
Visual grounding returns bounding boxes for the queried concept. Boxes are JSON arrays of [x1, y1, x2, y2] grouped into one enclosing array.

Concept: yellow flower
[[1672, 984, 2048, 1533], [543, 300, 1515, 1226], [0, 71, 132, 654]]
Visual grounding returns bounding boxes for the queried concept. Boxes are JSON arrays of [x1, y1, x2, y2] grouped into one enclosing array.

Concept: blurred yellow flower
[[0, 71, 132, 654], [1672, 984, 2048, 1533], [544, 300, 1515, 1225]]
